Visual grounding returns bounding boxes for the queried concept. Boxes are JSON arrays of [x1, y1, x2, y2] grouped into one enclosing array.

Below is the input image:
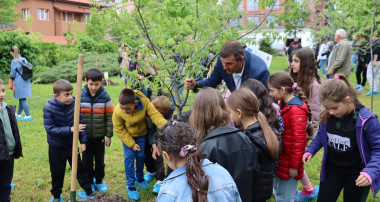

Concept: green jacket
[[328, 39, 352, 77], [80, 85, 113, 139]]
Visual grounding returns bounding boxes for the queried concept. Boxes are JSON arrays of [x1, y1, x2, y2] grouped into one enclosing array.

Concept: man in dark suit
[[184, 40, 269, 92]]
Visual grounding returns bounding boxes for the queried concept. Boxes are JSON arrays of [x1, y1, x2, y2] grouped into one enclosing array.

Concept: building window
[[37, 8, 49, 21], [22, 8, 30, 20], [267, 0, 280, 9], [85, 13, 91, 20], [247, 0, 259, 11], [247, 16, 259, 27], [266, 16, 279, 28], [63, 12, 73, 22]]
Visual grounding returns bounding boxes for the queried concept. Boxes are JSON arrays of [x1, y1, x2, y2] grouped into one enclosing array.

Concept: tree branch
[[238, 3, 275, 40]]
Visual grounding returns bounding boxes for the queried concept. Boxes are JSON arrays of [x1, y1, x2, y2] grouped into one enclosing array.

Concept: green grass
[[6, 56, 380, 201]]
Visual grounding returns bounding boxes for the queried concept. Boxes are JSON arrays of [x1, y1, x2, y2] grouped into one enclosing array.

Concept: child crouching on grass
[[303, 75, 380, 201], [0, 79, 23, 202], [43, 79, 95, 202], [144, 95, 175, 194], [112, 88, 167, 201]]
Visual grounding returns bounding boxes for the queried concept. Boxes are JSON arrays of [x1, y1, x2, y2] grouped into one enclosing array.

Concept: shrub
[[33, 53, 119, 83], [259, 37, 277, 56]]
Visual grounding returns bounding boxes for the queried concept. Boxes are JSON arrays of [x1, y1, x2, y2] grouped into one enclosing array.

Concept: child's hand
[[302, 153, 313, 166], [356, 174, 371, 187], [132, 144, 140, 151], [80, 144, 86, 153], [152, 143, 161, 160], [289, 168, 298, 177], [105, 137, 111, 147], [71, 124, 86, 133]]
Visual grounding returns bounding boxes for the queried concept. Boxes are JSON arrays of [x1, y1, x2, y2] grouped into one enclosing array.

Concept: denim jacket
[[157, 159, 242, 202]]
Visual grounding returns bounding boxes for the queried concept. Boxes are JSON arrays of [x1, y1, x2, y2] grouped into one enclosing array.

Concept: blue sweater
[[198, 51, 270, 91], [43, 97, 87, 148], [305, 107, 380, 197]]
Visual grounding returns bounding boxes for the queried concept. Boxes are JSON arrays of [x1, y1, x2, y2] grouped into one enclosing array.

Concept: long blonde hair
[[227, 88, 279, 159], [11, 46, 20, 61], [189, 88, 229, 144]]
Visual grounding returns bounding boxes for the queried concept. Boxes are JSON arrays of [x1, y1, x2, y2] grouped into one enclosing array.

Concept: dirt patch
[[101, 79, 119, 86], [89, 192, 127, 202]]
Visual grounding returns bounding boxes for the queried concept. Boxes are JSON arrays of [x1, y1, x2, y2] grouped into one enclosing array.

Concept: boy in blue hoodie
[[43, 79, 95, 202]]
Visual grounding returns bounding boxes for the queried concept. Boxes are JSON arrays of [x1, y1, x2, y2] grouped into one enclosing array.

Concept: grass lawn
[[6, 56, 380, 201]]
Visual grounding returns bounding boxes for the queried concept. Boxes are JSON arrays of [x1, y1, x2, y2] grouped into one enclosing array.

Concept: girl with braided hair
[[290, 48, 322, 201], [268, 71, 313, 202], [156, 121, 241, 202]]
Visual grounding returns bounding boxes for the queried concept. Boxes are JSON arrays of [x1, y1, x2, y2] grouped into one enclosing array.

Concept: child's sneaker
[[95, 181, 109, 192], [152, 180, 163, 194], [50, 194, 63, 202], [15, 114, 23, 121], [354, 84, 362, 90], [126, 186, 140, 201], [144, 172, 156, 183], [10, 183, 15, 192], [295, 185, 319, 202], [76, 191, 96, 199], [357, 86, 365, 91], [136, 179, 149, 189], [23, 116, 33, 121]]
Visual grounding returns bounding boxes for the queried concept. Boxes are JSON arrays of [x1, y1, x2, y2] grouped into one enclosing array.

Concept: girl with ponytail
[[268, 71, 312, 201], [156, 121, 241, 202], [227, 88, 281, 202]]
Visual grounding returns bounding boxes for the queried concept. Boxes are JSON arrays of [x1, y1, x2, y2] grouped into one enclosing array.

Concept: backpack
[[16, 60, 33, 80]]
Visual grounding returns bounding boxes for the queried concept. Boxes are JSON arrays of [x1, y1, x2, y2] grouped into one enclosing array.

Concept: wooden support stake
[[70, 54, 84, 201]]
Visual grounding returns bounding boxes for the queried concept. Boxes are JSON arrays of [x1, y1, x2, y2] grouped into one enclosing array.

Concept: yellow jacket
[[112, 91, 167, 148]]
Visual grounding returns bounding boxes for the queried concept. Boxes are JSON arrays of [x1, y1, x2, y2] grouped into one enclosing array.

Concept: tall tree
[[276, 0, 310, 37], [0, 0, 21, 28]]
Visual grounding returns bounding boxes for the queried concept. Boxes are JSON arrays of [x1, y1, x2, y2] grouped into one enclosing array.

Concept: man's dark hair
[[219, 40, 245, 60], [119, 88, 136, 105], [53, 79, 73, 95], [85, 68, 103, 82]]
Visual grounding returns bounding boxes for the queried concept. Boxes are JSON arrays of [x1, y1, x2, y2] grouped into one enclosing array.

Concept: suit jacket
[[328, 39, 352, 77], [198, 51, 270, 91]]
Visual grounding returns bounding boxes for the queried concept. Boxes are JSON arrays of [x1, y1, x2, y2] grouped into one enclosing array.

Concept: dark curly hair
[[290, 48, 321, 99], [157, 121, 209, 202], [241, 79, 280, 131]]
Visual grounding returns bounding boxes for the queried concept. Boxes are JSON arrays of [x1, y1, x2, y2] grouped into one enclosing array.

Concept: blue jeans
[[319, 59, 327, 75], [17, 98, 30, 116], [273, 176, 298, 202], [351, 53, 358, 71], [122, 136, 146, 188]]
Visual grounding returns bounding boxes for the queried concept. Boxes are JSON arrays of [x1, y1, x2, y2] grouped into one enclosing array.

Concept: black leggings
[[356, 63, 367, 86], [317, 169, 370, 202]]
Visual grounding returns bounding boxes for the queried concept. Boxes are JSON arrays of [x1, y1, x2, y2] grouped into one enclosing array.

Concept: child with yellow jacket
[[112, 89, 166, 201]]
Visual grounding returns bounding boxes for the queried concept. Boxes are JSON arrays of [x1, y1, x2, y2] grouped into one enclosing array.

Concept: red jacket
[[276, 96, 308, 180]]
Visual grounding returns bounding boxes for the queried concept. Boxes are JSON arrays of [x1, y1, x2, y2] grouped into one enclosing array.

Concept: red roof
[[54, 5, 90, 13], [41, 36, 76, 45], [64, 0, 107, 7]]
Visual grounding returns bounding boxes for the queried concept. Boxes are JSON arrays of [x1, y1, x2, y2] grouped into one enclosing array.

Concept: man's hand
[[289, 168, 298, 178], [80, 144, 86, 153], [373, 62, 377, 67], [152, 143, 161, 160], [327, 70, 333, 75], [105, 137, 111, 147], [184, 78, 197, 90], [71, 124, 86, 133], [356, 174, 371, 187], [132, 144, 141, 151]]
